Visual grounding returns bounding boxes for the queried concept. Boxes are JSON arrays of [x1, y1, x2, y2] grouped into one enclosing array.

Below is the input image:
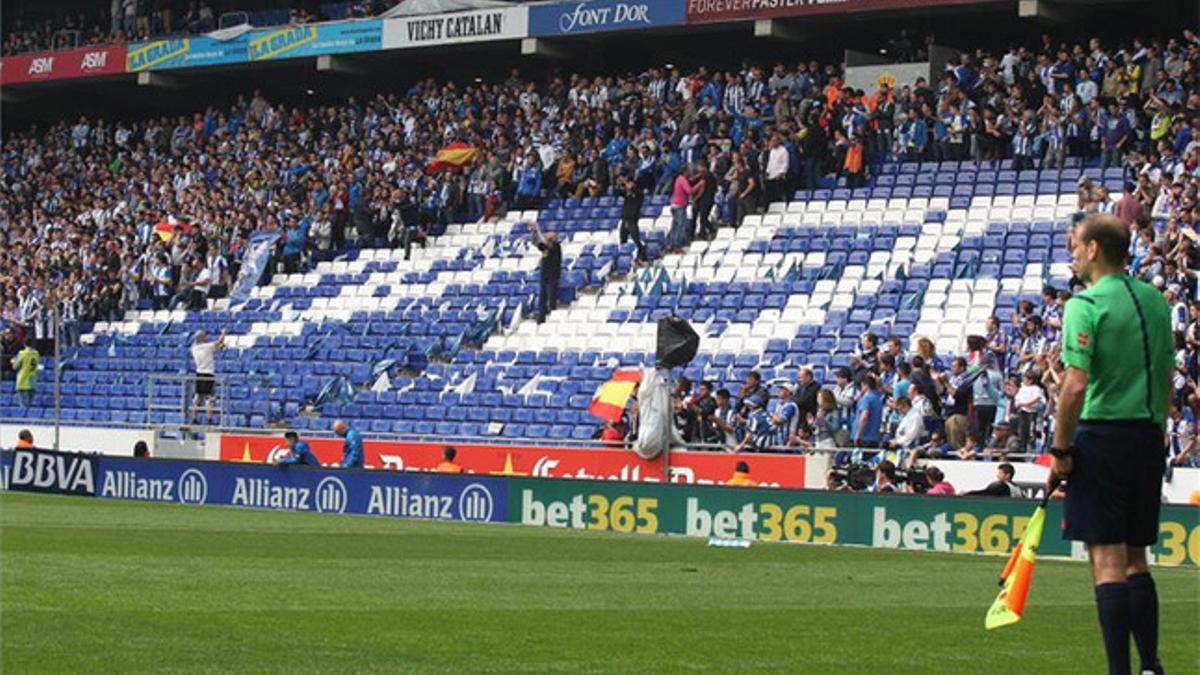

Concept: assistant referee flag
[[985, 504, 1046, 630]]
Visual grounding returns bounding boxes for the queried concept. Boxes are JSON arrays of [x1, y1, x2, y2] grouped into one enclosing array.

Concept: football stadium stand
[[1, 18, 1198, 469]]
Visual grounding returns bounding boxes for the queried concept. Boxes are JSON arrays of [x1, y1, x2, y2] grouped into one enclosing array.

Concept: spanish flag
[[985, 504, 1046, 629], [153, 220, 192, 243], [588, 369, 641, 423], [427, 142, 477, 174]]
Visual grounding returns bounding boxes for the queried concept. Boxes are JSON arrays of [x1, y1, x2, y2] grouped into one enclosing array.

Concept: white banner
[[382, 6, 528, 50], [843, 62, 931, 93], [0, 423, 154, 457]]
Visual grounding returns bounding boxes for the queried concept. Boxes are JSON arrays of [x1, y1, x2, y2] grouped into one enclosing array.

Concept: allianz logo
[[101, 468, 207, 504], [366, 482, 494, 521], [230, 475, 346, 513]]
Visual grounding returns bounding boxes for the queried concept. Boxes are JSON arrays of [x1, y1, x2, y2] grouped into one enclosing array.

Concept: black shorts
[[1063, 421, 1164, 546], [195, 374, 215, 397]]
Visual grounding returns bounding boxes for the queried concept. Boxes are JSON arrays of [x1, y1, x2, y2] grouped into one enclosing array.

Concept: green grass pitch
[[2, 492, 1197, 674]]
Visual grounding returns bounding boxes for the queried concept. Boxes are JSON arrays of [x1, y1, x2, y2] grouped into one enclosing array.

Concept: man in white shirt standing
[[189, 259, 212, 311], [887, 396, 925, 467], [191, 330, 225, 426], [765, 133, 790, 205]]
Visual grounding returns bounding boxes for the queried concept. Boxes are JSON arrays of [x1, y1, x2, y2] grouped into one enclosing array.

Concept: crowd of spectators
[[1, 0, 393, 56], [3, 26, 1200, 465], [666, 274, 1198, 472]]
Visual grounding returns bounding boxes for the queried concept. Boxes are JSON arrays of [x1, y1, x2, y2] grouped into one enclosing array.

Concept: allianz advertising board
[[1, 449, 505, 523]]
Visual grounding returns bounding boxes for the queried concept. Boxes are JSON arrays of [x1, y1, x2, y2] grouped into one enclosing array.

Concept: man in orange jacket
[[727, 460, 755, 487], [436, 446, 464, 474]]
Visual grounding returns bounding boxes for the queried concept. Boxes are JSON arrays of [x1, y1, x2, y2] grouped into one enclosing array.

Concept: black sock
[[1127, 573, 1160, 673], [1095, 582, 1132, 675]]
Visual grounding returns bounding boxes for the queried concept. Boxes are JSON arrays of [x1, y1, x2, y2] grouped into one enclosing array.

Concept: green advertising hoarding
[[509, 479, 1200, 567]]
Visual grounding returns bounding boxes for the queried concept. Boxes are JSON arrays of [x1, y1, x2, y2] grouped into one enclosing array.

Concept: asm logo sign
[[80, 51, 108, 70], [27, 57, 54, 75], [1, 45, 125, 85]]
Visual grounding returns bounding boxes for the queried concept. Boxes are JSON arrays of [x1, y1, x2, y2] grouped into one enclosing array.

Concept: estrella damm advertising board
[[510, 479, 1200, 567]]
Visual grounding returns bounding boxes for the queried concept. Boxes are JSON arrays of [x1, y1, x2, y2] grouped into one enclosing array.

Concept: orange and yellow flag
[[985, 504, 1046, 629]]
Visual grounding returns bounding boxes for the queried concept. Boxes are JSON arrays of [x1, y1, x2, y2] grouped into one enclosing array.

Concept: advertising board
[[382, 7, 528, 50], [685, 0, 1001, 24], [511, 479, 1200, 567], [218, 434, 808, 488], [528, 0, 684, 37], [126, 20, 381, 71], [4, 449, 1195, 567], [0, 45, 126, 85]]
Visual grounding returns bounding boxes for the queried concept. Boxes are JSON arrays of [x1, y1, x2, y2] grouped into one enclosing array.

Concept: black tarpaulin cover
[[655, 316, 699, 369]]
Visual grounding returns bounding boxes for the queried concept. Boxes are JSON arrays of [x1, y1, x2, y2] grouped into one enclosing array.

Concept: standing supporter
[[735, 371, 769, 420], [711, 388, 738, 449], [666, 166, 694, 252], [734, 395, 771, 452], [12, 340, 38, 408], [332, 419, 364, 469], [691, 162, 718, 241], [793, 368, 820, 423], [617, 176, 647, 263], [769, 382, 799, 448], [529, 222, 561, 324], [1012, 369, 1047, 452], [886, 396, 924, 452], [851, 374, 885, 450], [190, 330, 225, 425], [764, 134, 790, 203], [812, 389, 841, 450]]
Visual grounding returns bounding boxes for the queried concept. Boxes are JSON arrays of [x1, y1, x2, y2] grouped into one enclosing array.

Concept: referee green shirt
[[1060, 274, 1174, 422]]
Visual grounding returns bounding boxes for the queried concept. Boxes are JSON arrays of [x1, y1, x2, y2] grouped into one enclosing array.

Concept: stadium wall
[[0, 423, 153, 457], [3, 448, 1196, 567]]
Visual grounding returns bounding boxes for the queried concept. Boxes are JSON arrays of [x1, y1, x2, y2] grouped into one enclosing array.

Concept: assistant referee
[[1048, 214, 1173, 675]]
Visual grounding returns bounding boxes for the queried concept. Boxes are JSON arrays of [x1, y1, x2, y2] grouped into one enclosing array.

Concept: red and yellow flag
[[588, 369, 641, 423], [427, 142, 477, 174], [153, 220, 192, 243], [985, 504, 1046, 629]]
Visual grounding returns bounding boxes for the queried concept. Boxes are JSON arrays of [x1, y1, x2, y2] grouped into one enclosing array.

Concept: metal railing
[[144, 373, 274, 429], [218, 12, 250, 29]]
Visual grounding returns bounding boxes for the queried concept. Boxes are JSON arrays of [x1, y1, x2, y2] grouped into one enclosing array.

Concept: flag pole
[[52, 290, 61, 452]]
